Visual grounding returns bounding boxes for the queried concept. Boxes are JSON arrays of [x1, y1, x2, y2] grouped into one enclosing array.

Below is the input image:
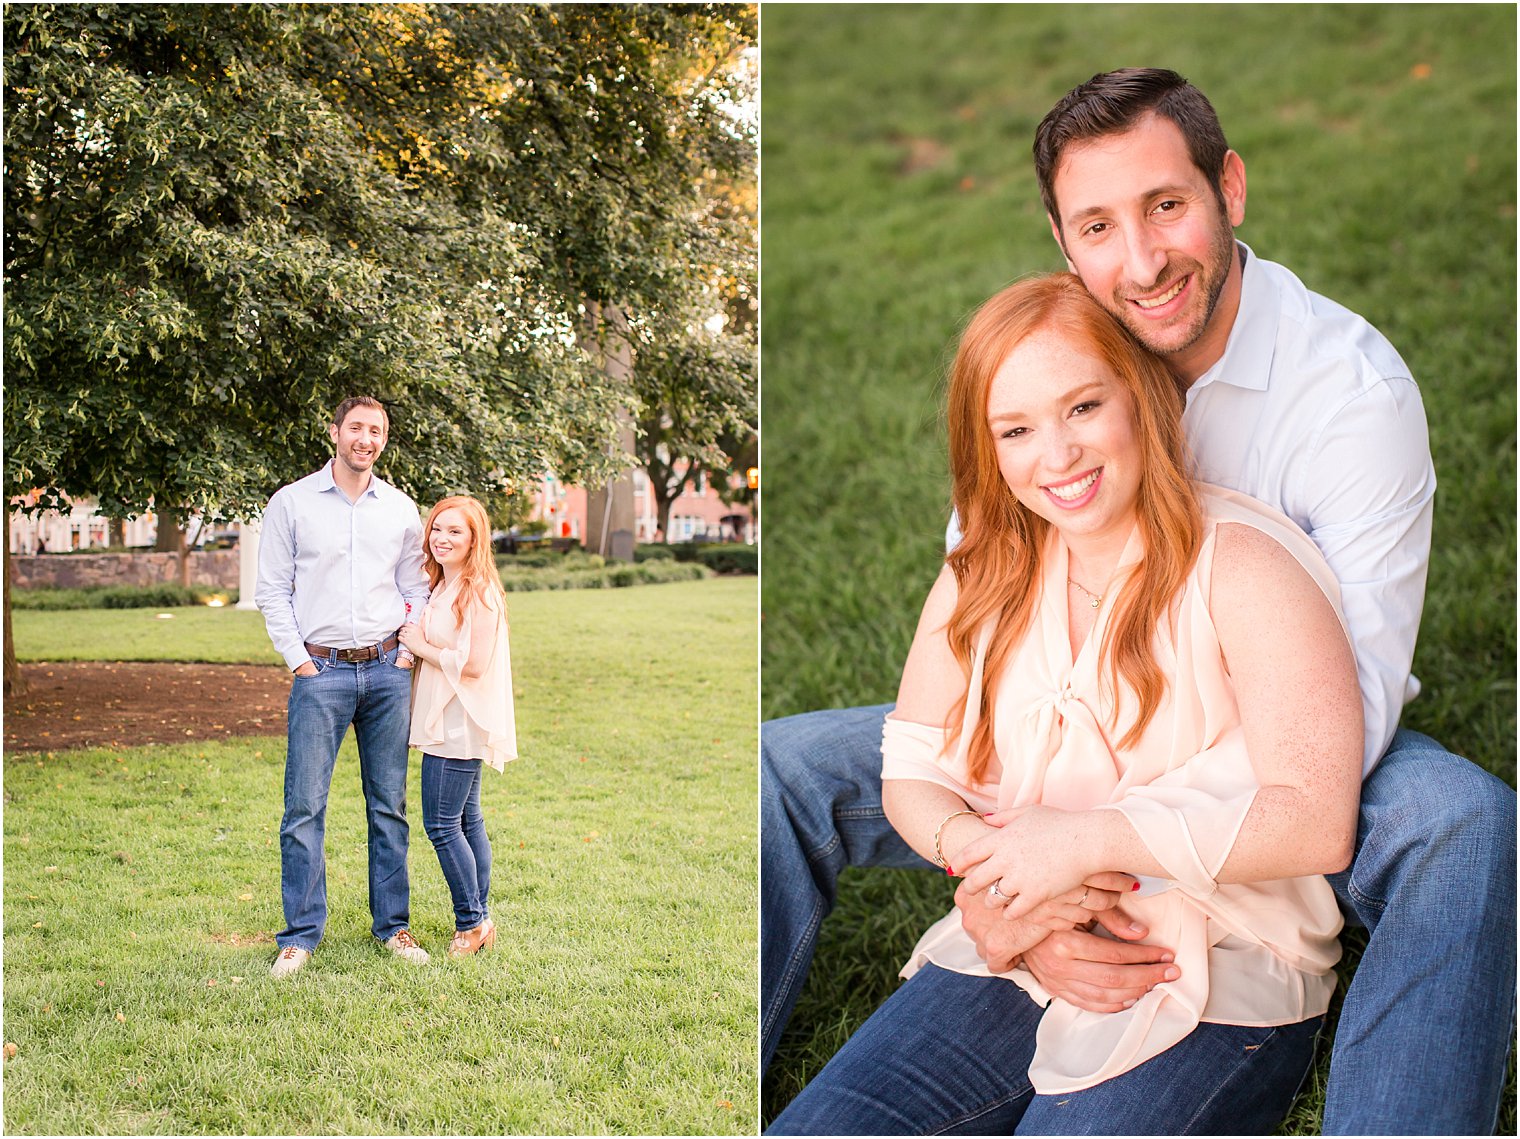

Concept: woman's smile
[[1041, 467, 1103, 507]]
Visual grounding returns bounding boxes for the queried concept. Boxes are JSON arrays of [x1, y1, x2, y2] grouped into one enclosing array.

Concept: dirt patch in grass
[[5, 662, 290, 752]]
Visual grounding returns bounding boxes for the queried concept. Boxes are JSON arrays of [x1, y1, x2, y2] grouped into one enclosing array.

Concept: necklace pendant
[[1090, 598, 1101, 608]]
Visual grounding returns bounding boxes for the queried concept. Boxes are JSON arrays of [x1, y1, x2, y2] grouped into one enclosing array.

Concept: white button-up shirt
[[1185, 244, 1433, 773], [948, 243, 1435, 775], [255, 461, 432, 672]]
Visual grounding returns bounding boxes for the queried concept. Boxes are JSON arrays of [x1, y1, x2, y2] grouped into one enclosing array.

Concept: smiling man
[[762, 69, 1515, 1134], [255, 396, 433, 977]]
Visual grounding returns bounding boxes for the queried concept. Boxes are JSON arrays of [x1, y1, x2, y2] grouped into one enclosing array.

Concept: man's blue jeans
[[277, 643, 414, 951], [761, 704, 1517, 1135], [421, 753, 491, 931], [767, 963, 1324, 1135]]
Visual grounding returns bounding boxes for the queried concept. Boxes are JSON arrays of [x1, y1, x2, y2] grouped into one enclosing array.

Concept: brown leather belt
[[304, 634, 400, 663]]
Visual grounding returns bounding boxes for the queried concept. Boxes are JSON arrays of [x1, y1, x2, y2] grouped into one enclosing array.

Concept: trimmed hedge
[[10, 583, 238, 610], [498, 559, 710, 592], [698, 545, 757, 575]]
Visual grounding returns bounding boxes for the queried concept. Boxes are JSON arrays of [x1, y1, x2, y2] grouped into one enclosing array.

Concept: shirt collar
[[316, 459, 382, 500], [1189, 241, 1279, 397]]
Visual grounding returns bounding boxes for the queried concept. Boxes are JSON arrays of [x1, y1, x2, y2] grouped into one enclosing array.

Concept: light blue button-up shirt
[[1182, 243, 1434, 774], [255, 461, 432, 673], [949, 243, 1435, 775]]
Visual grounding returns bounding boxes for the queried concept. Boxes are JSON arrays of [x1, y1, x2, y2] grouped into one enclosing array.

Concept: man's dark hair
[[1034, 68, 1230, 232], [332, 395, 389, 432]]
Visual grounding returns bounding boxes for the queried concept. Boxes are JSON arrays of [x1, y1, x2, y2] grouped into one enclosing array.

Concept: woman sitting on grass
[[767, 274, 1362, 1135], [399, 494, 517, 958]]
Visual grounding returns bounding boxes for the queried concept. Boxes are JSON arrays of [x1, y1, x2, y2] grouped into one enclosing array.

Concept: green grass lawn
[[3, 577, 758, 1134], [760, 3, 1515, 1133]]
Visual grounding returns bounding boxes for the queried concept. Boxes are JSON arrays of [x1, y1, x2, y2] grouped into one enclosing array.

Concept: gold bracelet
[[932, 809, 980, 869]]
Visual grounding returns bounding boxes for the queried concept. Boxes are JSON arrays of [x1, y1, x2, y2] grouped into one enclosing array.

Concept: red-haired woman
[[399, 494, 517, 958], [768, 275, 1363, 1135]]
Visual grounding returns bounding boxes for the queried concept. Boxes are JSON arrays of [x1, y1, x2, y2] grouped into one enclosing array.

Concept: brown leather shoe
[[447, 918, 496, 958]]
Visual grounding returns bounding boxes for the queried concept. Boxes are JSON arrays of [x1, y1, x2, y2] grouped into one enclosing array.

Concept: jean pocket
[[294, 658, 328, 678]]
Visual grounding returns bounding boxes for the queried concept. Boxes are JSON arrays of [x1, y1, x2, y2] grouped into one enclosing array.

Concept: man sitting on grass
[[256, 395, 432, 977], [761, 68, 1515, 1134]]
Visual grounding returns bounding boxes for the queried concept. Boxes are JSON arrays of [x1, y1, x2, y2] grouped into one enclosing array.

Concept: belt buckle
[[337, 647, 365, 663]]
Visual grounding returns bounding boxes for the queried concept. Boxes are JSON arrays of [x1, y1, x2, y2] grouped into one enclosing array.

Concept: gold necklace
[[1067, 578, 1102, 609]]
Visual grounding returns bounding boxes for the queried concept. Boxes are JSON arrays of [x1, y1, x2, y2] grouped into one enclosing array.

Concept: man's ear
[[1048, 214, 1077, 273], [1220, 150, 1247, 228], [328, 421, 340, 447]]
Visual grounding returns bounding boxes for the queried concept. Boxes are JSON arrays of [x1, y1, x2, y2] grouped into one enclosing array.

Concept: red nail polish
[[1131, 881, 1141, 891], [945, 865, 954, 876]]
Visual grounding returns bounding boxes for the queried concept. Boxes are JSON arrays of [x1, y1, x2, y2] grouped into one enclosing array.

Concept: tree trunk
[[4, 539, 25, 698], [655, 489, 675, 544], [109, 517, 126, 548], [154, 516, 191, 586], [579, 301, 638, 561]]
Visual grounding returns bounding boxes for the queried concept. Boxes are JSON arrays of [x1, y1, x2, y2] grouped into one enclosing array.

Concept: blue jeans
[[421, 754, 491, 931], [761, 705, 1517, 1135], [767, 964, 1323, 1135], [277, 642, 413, 951]]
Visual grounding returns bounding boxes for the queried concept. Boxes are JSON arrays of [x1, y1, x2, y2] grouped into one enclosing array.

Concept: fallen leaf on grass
[[230, 977, 243, 984], [1411, 62, 1432, 80], [717, 1100, 734, 1111], [115, 1012, 126, 1023], [3, 1043, 16, 1061], [238, 893, 253, 902], [31, 922, 42, 928]]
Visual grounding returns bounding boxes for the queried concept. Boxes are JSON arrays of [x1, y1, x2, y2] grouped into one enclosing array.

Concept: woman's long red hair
[[422, 495, 506, 628], [944, 274, 1203, 781]]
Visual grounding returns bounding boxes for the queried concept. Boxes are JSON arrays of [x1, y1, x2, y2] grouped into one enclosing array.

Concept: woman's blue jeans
[[421, 754, 491, 931], [767, 964, 1323, 1135], [278, 644, 414, 951], [760, 705, 1517, 1135]]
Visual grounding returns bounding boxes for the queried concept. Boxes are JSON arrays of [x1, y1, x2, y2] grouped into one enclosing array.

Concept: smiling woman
[[766, 272, 1362, 1136]]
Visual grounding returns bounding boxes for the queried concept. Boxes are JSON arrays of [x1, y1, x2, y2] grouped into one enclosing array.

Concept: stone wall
[[8, 551, 241, 591]]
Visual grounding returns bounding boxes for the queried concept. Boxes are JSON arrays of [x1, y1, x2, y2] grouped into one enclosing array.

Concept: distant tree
[[632, 158, 758, 541], [2, 2, 757, 694]]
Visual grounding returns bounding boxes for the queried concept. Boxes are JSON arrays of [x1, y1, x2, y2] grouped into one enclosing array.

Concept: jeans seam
[[1179, 1025, 1283, 1134], [802, 830, 841, 868], [925, 1087, 1029, 1135], [763, 895, 826, 1047], [1345, 877, 1388, 919]]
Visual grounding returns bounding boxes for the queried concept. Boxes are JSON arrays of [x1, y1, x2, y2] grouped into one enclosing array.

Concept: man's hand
[[954, 879, 1050, 973], [1021, 923, 1180, 1013], [293, 661, 319, 678], [954, 871, 1137, 972]]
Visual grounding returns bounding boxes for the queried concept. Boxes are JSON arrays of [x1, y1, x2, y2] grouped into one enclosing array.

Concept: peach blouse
[[408, 578, 517, 772], [881, 485, 1349, 1094]]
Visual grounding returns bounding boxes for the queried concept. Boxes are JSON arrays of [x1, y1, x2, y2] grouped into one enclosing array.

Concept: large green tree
[[2, 2, 757, 693]]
